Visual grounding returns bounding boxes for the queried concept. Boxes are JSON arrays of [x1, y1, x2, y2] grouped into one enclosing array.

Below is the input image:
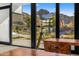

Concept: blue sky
[[22, 3, 56, 14], [36, 3, 56, 13], [22, 3, 31, 15], [22, 3, 74, 16], [60, 3, 74, 16]]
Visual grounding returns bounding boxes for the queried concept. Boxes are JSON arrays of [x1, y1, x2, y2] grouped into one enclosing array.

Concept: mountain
[[60, 14, 74, 24], [12, 12, 30, 26], [50, 12, 55, 16], [37, 9, 73, 24], [12, 9, 74, 28], [12, 12, 31, 34]]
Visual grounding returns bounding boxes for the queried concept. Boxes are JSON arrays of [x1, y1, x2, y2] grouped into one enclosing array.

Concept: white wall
[[0, 8, 9, 42], [12, 3, 22, 14], [0, 17, 9, 42], [0, 3, 10, 7], [0, 9, 9, 24]]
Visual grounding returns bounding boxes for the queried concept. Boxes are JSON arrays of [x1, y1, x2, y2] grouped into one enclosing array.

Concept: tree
[[49, 16, 56, 26]]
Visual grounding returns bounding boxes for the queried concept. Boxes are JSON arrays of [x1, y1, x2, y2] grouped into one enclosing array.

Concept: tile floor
[[0, 44, 19, 53]]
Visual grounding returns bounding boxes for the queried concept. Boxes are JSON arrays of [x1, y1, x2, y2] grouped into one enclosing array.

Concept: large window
[[36, 3, 56, 48], [60, 3, 74, 39], [12, 3, 31, 47], [11, 3, 75, 48]]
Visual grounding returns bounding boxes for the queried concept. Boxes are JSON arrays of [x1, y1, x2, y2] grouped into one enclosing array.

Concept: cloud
[[60, 9, 74, 16], [36, 4, 40, 7]]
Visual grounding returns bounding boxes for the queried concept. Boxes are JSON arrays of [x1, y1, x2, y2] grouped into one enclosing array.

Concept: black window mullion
[[73, 3, 79, 54], [10, 3, 12, 44], [75, 3, 79, 39], [56, 3, 59, 39], [31, 3, 36, 49]]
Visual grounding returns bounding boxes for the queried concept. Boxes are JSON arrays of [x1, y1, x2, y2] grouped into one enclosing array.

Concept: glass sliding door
[[0, 3, 11, 44], [36, 3, 56, 48], [60, 3, 74, 39], [12, 3, 31, 47]]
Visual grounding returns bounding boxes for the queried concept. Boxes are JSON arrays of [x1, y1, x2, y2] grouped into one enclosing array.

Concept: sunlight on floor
[[0, 44, 19, 53]]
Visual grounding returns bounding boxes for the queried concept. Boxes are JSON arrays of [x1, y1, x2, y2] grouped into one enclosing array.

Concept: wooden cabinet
[[58, 43, 71, 54], [44, 40, 71, 54]]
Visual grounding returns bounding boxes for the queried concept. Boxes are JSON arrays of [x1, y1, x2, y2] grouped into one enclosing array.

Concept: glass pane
[[0, 8, 9, 42], [36, 3, 56, 48], [60, 3, 74, 39], [12, 3, 31, 47]]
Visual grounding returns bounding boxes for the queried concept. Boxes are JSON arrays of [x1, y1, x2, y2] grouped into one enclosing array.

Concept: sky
[[60, 3, 74, 16], [36, 3, 56, 13], [22, 3, 56, 15], [22, 3, 74, 16], [22, 3, 31, 15]]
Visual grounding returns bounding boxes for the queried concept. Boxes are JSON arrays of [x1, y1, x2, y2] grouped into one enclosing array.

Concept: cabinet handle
[[51, 45, 60, 49]]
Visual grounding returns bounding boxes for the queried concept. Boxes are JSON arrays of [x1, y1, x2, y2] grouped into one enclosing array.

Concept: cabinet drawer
[[44, 41, 71, 54], [59, 43, 70, 51], [44, 41, 58, 52], [49, 42, 59, 52]]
